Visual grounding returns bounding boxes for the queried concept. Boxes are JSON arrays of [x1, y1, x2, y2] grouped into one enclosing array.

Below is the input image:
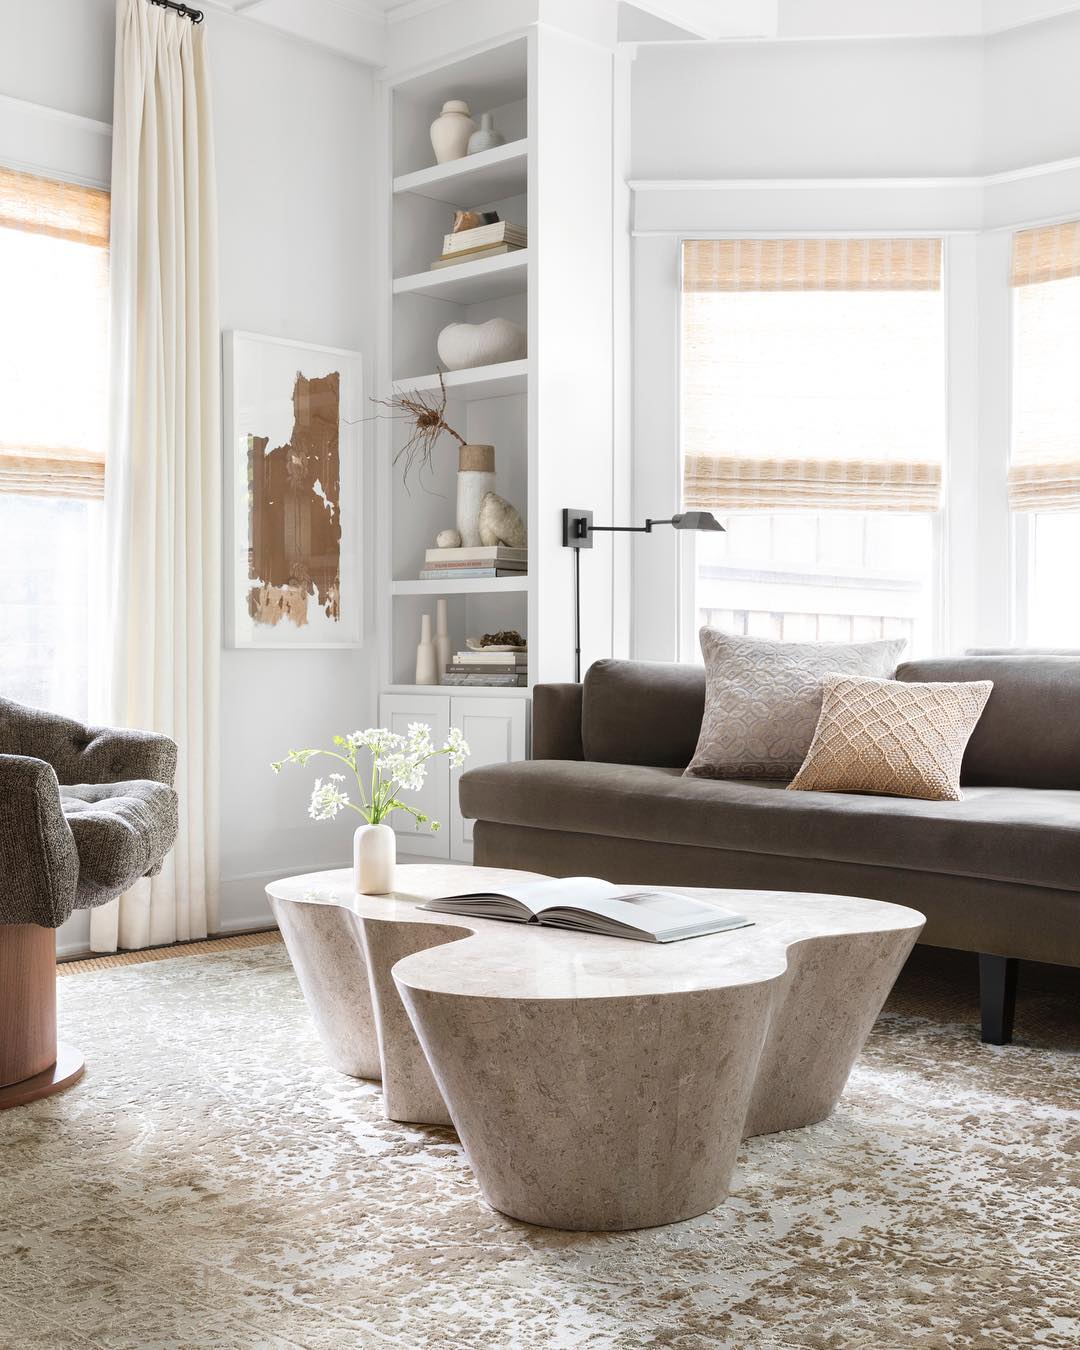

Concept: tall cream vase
[[354, 822, 396, 896], [430, 100, 476, 164], [456, 443, 495, 547]]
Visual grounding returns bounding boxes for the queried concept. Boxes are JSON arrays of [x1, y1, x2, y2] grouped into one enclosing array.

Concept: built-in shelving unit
[[392, 138, 528, 205], [392, 249, 528, 303], [376, 22, 614, 857], [391, 576, 529, 596], [393, 360, 527, 403]]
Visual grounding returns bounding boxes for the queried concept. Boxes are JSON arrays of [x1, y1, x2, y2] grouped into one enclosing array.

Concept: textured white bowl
[[437, 318, 527, 371]]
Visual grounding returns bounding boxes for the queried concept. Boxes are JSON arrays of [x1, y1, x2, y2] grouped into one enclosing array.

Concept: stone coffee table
[[267, 864, 923, 1231]]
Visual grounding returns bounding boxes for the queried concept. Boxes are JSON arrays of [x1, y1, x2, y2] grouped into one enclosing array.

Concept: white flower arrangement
[[271, 723, 470, 831]]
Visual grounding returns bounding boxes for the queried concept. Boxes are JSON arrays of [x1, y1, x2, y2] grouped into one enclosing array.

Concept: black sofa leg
[[979, 954, 1018, 1045]]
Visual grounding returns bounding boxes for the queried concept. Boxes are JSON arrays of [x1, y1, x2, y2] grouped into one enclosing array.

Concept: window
[[0, 167, 109, 717], [680, 238, 946, 656], [1010, 220, 1080, 646]]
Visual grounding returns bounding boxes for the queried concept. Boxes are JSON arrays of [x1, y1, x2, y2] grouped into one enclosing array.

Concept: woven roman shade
[[1009, 220, 1080, 512], [684, 238, 942, 294], [682, 238, 945, 513], [0, 166, 109, 499]]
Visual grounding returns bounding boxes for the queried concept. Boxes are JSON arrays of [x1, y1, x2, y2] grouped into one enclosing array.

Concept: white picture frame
[[223, 331, 364, 649]]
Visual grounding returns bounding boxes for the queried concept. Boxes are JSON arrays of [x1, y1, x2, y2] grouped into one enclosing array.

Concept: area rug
[[1, 944, 1078, 1349]]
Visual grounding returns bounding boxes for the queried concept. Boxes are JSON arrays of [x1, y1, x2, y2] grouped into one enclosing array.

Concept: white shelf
[[393, 250, 528, 304], [393, 140, 528, 206], [392, 577, 529, 596], [384, 683, 530, 699], [394, 360, 527, 403]]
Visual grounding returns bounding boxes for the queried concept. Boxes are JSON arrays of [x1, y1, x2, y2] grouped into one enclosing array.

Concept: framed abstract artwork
[[223, 332, 364, 648]]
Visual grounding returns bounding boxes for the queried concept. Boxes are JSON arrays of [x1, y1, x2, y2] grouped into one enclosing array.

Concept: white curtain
[[91, 0, 220, 951]]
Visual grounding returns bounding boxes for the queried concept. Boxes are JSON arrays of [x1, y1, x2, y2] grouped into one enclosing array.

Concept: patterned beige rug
[[1, 942, 1078, 1348]]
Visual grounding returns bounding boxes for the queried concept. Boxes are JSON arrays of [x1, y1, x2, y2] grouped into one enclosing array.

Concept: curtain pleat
[[91, 0, 220, 952]]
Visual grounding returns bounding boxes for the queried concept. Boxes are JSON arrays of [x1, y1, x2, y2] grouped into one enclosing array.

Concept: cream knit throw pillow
[[788, 674, 993, 801]]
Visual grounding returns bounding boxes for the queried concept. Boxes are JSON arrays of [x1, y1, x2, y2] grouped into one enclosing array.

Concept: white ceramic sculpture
[[437, 318, 527, 372], [456, 444, 496, 548], [415, 613, 438, 685], [477, 491, 526, 548], [467, 113, 504, 155], [435, 528, 462, 549], [429, 100, 476, 164], [435, 598, 452, 675]]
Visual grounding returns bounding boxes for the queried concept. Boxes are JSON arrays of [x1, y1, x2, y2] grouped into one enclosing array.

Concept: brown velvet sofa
[[459, 655, 1080, 1045]]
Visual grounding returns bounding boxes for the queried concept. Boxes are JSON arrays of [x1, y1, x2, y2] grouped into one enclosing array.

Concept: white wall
[[0, 0, 376, 954], [983, 10, 1080, 173], [630, 37, 984, 180]]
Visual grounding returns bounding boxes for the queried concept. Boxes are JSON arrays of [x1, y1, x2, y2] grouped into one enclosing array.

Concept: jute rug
[[1, 941, 1078, 1348]]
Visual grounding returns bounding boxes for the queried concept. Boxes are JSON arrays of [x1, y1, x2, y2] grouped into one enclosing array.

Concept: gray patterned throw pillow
[[684, 630, 907, 781]]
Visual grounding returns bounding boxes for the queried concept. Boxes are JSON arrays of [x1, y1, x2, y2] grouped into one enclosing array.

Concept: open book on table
[[419, 876, 752, 944]]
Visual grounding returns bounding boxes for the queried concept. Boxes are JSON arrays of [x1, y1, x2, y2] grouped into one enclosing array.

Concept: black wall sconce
[[561, 507, 725, 681]]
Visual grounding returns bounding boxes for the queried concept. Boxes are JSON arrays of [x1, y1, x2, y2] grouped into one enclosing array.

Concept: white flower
[[308, 777, 351, 821], [406, 722, 434, 754], [348, 728, 403, 755], [383, 751, 426, 793], [443, 726, 471, 769]]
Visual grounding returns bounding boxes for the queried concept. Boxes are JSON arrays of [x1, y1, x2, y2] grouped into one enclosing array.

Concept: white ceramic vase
[[467, 112, 504, 155], [354, 822, 396, 896], [415, 613, 438, 685], [456, 444, 496, 547], [430, 100, 476, 164], [437, 318, 527, 371], [435, 598, 452, 675]]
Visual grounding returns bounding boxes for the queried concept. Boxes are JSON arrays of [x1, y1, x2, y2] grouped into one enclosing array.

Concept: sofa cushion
[[896, 656, 1080, 788], [788, 674, 993, 802], [458, 759, 1080, 894], [686, 630, 906, 781], [582, 660, 705, 767], [62, 780, 179, 909]]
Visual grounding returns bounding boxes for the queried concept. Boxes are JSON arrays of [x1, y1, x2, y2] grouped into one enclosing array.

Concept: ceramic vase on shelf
[[353, 822, 396, 896], [435, 598, 452, 675], [467, 112, 504, 155], [456, 443, 496, 547], [415, 613, 438, 685], [430, 100, 476, 164]]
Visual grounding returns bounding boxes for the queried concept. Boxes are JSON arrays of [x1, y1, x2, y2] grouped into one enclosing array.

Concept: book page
[[437, 876, 649, 916]]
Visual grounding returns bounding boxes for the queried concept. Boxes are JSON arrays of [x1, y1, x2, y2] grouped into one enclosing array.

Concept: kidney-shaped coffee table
[[267, 864, 923, 1231]]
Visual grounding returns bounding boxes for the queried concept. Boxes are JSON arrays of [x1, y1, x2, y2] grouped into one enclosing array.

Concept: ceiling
[[198, 0, 1080, 67]]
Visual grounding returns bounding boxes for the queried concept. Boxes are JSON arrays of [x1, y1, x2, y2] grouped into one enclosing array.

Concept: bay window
[[1010, 220, 1080, 646], [0, 166, 109, 717], [681, 238, 946, 656]]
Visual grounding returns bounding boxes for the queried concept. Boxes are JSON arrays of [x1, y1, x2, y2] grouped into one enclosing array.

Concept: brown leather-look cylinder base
[[0, 922, 61, 1094]]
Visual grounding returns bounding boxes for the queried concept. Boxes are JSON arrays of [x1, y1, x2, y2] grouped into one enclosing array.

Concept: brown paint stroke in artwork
[[248, 372, 341, 628]]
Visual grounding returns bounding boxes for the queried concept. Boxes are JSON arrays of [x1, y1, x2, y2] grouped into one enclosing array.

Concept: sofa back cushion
[[896, 656, 1080, 787], [582, 660, 705, 767]]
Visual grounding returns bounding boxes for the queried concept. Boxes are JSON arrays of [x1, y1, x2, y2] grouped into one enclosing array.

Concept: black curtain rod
[[148, 0, 204, 22]]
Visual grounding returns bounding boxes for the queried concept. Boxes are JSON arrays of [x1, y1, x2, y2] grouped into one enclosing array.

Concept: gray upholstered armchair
[[0, 696, 179, 1108]]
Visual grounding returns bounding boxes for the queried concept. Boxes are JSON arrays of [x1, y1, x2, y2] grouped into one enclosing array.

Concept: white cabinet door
[[449, 697, 529, 862], [379, 694, 450, 859]]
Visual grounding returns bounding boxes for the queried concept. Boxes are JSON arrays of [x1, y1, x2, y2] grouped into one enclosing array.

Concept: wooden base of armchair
[[0, 923, 85, 1109]]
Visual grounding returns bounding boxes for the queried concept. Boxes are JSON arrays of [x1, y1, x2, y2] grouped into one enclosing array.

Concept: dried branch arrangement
[[368, 373, 465, 487]]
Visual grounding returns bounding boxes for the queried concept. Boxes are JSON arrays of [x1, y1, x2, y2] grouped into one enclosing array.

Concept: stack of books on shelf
[[441, 648, 527, 688], [431, 221, 527, 270], [419, 545, 527, 581]]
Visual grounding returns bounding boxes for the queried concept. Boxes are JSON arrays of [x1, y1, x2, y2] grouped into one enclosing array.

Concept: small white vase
[[435, 597, 452, 675], [430, 100, 476, 164], [354, 822, 396, 896], [416, 613, 438, 685], [456, 444, 496, 548], [467, 112, 504, 155]]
